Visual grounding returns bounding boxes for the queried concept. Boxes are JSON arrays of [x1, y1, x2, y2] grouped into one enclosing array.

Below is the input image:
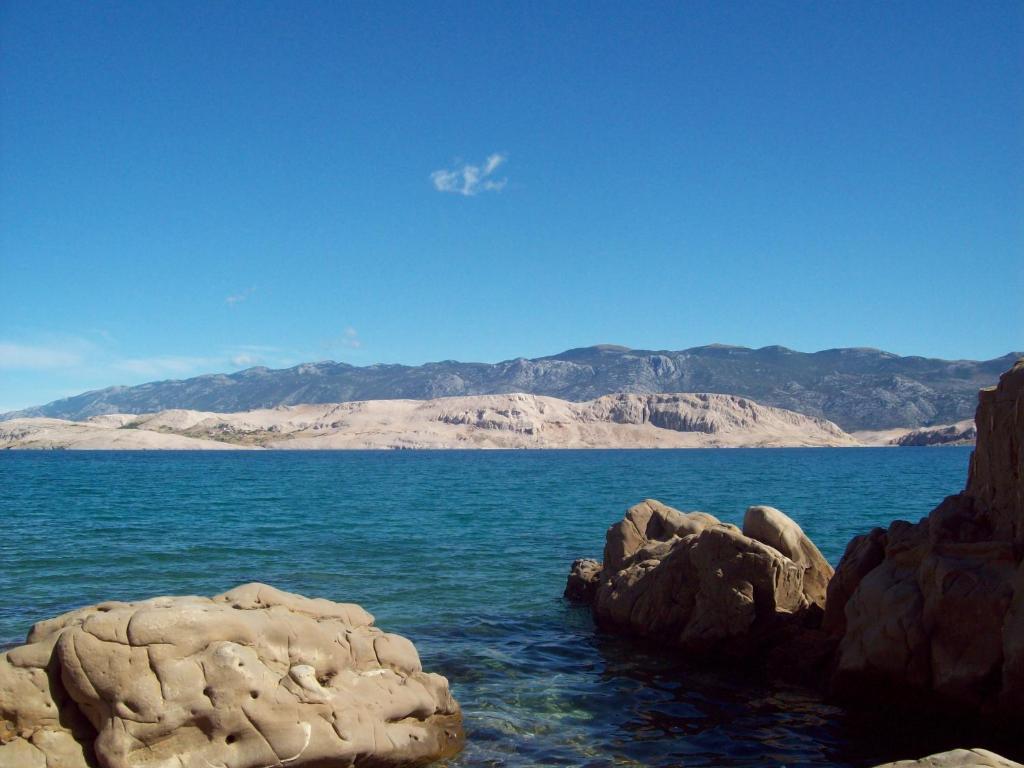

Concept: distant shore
[[0, 392, 974, 451]]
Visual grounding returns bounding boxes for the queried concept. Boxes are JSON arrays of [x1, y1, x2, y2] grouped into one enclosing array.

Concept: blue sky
[[1, 1, 1022, 411]]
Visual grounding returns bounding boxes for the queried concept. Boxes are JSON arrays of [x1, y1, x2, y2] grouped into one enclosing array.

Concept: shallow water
[[0, 448, 1006, 766]]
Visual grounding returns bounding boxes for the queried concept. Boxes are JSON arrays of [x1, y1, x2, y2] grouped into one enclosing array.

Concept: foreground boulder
[[826, 359, 1024, 717], [0, 583, 463, 768], [869, 749, 1023, 768], [565, 499, 833, 655]]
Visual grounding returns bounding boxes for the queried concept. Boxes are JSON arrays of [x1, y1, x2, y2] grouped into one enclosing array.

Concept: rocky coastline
[[566, 358, 1024, 764], [2, 360, 1019, 767]]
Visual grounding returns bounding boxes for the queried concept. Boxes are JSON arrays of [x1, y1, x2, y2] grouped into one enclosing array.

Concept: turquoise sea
[[0, 448, 1001, 766]]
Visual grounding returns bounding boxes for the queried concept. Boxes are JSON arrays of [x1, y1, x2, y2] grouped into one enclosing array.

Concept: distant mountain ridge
[[4, 344, 1019, 431]]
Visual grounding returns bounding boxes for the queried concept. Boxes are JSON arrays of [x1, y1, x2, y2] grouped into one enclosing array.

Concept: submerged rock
[[565, 499, 833, 656], [0, 583, 462, 768], [828, 359, 1024, 717]]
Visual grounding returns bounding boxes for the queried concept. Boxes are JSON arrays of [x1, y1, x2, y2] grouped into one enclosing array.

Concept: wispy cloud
[[112, 356, 217, 378], [431, 153, 508, 196], [0, 341, 89, 370], [226, 287, 255, 306], [0, 337, 219, 380], [0, 332, 318, 413]]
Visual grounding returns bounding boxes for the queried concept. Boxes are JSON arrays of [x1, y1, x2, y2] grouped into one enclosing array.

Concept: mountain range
[[4, 344, 1019, 431]]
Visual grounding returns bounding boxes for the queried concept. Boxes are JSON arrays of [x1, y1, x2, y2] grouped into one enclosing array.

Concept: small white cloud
[[226, 287, 255, 306], [340, 327, 361, 349], [321, 327, 362, 353], [431, 153, 508, 196], [231, 354, 258, 367]]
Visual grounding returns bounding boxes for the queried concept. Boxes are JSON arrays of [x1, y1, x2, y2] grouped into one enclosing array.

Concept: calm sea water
[[1, 448, 999, 767]]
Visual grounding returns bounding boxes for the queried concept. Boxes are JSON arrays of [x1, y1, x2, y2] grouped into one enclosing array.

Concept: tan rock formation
[[564, 559, 601, 603], [565, 500, 833, 654], [743, 505, 833, 607], [559, 359, 1024, 761], [0, 583, 462, 768], [869, 748, 1023, 767], [827, 359, 1024, 716]]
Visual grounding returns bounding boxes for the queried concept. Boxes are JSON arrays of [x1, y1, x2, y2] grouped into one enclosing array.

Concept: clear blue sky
[[1, 1, 1022, 411]]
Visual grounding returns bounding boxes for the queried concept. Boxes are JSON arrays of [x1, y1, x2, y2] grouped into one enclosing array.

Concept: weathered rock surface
[[743, 504, 833, 607], [565, 499, 833, 654], [0, 583, 462, 768], [869, 748, 1023, 767], [827, 358, 1024, 717]]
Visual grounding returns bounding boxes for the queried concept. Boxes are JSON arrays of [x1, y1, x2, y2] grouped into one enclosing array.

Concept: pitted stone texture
[[0, 626, 96, 768], [0, 583, 462, 768], [569, 500, 831, 653]]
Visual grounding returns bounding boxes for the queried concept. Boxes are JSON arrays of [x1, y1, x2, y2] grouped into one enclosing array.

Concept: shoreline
[[0, 391, 974, 450], [0, 443, 971, 451]]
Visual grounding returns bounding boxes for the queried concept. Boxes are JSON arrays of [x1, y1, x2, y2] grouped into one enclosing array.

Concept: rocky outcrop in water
[[825, 359, 1024, 717], [567, 360, 1024, 715], [564, 500, 833, 657], [0, 583, 462, 768], [565, 360, 1024, 761]]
